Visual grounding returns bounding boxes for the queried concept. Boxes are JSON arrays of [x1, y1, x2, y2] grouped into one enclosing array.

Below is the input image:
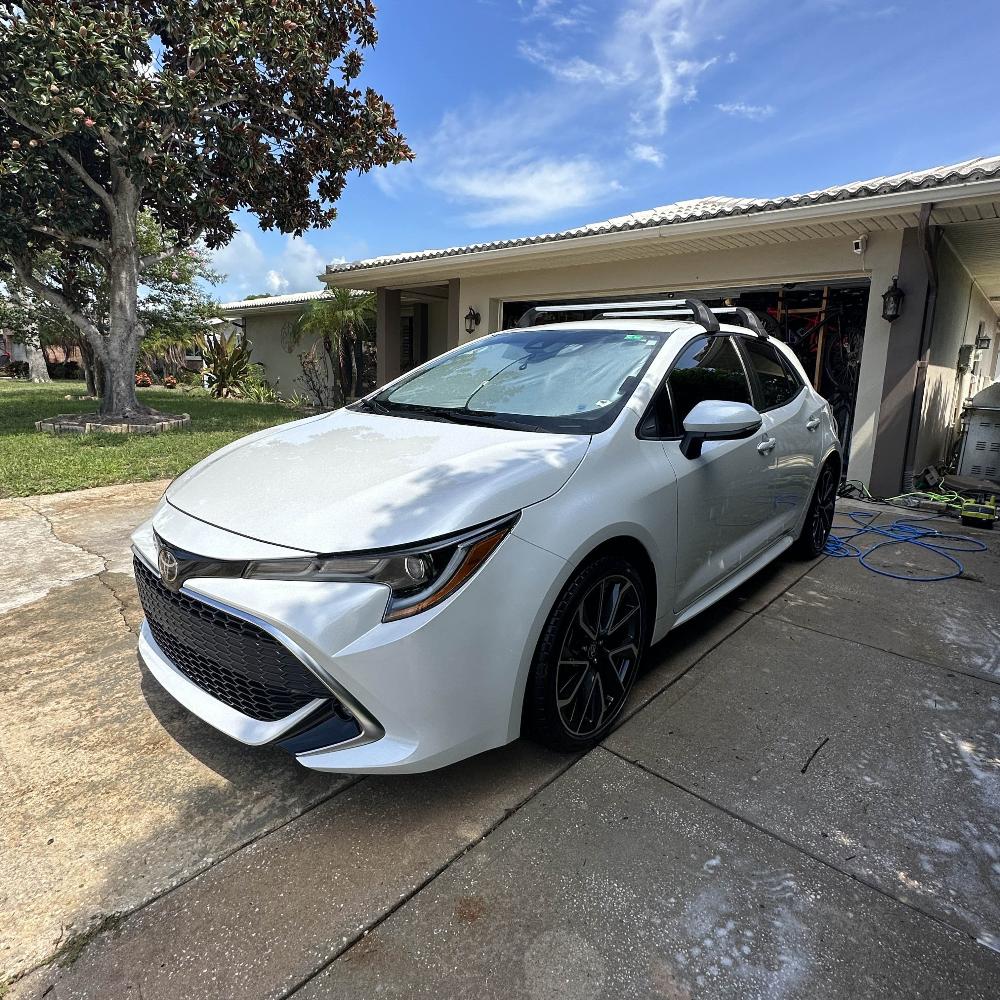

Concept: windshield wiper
[[354, 397, 393, 415], [375, 400, 542, 432]]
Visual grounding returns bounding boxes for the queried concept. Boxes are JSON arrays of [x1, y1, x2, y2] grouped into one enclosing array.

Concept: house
[[219, 290, 332, 396], [227, 156, 1000, 497]]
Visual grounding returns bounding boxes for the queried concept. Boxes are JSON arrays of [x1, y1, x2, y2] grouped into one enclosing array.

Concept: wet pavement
[[3, 488, 998, 998]]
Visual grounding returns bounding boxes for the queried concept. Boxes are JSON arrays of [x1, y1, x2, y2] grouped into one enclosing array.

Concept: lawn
[[0, 380, 308, 498]]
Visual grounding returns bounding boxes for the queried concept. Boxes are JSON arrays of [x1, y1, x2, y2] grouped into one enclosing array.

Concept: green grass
[[0, 380, 307, 498]]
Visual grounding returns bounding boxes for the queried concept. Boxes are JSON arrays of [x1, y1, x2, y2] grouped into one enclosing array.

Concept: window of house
[[740, 336, 802, 409]]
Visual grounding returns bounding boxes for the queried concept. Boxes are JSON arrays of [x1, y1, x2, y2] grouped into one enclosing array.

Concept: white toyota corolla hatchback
[[132, 300, 840, 774]]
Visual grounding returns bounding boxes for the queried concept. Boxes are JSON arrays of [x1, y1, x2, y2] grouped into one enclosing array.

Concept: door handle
[[806, 416, 821, 431], [757, 437, 777, 455]]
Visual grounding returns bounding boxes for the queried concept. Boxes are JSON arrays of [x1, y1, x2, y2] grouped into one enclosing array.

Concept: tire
[[793, 460, 838, 558], [525, 555, 650, 752]]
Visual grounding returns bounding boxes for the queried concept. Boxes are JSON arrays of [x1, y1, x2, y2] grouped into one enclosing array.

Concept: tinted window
[[741, 337, 802, 409], [668, 336, 752, 426]]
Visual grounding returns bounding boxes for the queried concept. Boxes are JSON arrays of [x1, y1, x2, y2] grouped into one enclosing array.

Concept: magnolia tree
[[0, 1, 410, 418]]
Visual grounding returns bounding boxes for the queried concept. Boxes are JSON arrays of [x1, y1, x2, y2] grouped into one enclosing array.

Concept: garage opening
[[502, 280, 870, 470]]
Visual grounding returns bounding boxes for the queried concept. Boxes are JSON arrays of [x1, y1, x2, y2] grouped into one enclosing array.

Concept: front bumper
[[132, 504, 567, 774]]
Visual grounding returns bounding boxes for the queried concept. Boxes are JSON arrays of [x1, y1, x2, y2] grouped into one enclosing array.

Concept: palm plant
[[289, 289, 376, 400]]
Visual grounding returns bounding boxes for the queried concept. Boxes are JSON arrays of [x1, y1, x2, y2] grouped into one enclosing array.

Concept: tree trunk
[[100, 190, 149, 418], [80, 339, 98, 396], [26, 340, 51, 382]]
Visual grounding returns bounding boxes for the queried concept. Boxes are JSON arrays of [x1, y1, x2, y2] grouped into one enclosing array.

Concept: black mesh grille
[[134, 556, 328, 722]]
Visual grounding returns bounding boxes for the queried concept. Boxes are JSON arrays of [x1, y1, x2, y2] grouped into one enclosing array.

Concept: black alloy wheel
[[526, 556, 649, 751], [794, 461, 837, 558]]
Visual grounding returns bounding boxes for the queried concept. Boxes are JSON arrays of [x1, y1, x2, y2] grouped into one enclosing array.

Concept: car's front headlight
[[243, 514, 519, 622]]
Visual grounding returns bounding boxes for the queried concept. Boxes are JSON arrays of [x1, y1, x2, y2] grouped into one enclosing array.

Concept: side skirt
[[673, 534, 794, 628]]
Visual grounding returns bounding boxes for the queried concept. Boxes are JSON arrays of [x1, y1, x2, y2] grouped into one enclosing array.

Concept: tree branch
[[56, 149, 116, 214], [31, 225, 110, 255], [9, 255, 104, 350], [139, 228, 204, 271]]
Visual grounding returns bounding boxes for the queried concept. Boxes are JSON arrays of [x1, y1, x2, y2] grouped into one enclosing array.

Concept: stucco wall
[[913, 240, 999, 472], [453, 231, 904, 485], [241, 308, 323, 398]]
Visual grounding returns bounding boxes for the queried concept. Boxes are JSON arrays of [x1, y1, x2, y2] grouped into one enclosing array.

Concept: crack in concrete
[[17, 498, 137, 637]]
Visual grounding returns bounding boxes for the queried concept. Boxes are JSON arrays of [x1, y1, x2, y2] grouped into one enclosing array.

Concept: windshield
[[362, 328, 666, 434]]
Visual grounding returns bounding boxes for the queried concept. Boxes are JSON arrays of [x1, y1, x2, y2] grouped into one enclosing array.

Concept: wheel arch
[[518, 532, 658, 743], [571, 535, 658, 625]]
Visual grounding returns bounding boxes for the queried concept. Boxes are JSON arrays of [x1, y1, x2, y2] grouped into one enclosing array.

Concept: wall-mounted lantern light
[[881, 276, 904, 322], [464, 306, 481, 336]]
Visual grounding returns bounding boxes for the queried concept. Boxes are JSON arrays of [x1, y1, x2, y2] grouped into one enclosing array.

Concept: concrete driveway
[[3, 486, 998, 998]]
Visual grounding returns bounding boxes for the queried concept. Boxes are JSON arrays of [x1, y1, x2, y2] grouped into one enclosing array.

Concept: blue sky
[[213, 0, 1000, 302]]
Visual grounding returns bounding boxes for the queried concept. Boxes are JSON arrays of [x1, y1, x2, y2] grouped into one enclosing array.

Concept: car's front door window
[[668, 335, 753, 428]]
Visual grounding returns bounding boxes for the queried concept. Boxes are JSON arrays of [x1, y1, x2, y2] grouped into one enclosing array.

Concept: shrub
[[242, 364, 280, 403], [0, 360, 29, 379], [135, 371, 153, 387], [48, 360, 81, 379], [197, 331, 253, 398], [163, 374, 178, 389]]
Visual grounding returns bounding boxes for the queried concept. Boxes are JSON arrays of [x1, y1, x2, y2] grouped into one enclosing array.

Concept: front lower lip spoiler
[[133, 546, 385, 754]]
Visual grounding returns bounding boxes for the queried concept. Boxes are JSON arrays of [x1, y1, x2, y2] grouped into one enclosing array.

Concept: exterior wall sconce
[[881, 276, 904, 322], [464, 306, 481, 336], [975, 332, 992, 351]]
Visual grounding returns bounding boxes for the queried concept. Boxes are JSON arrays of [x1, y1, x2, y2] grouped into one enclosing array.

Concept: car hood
[[166, 409, 590, 553]]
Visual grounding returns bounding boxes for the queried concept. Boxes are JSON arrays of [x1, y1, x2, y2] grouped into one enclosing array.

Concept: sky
[[212, 0, 1000, 303]]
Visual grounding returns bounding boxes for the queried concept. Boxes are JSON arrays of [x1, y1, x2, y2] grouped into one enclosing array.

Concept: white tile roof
[[326, 155, 1000, 275], [220, 289, 330, 312]]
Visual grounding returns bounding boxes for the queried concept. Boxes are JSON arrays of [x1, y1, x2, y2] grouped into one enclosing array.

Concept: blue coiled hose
[[824, 511, 988, 581]]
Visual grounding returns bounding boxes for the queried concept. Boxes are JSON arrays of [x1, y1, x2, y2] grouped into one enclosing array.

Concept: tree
[[0, 281, 51, 381], [290, 287, 375, 399], [0, 2, 410, 419], [1, 213, 222, 393]]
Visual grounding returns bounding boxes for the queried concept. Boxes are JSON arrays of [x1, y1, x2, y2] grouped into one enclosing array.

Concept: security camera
[[852, 235, 868, 255]]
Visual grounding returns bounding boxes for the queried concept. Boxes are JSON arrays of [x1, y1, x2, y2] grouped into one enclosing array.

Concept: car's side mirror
[[680, 400, 763, 460]]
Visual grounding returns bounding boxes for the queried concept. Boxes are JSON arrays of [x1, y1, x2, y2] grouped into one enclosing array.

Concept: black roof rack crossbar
[[516, 297, 720, 333], [711, 307, 769, 338]]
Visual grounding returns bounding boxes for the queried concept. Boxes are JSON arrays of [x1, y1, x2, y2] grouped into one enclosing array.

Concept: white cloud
[[377, 101, 621, 228], [517, 40, 628, 86], [517, 0, 593, 29], [630, 143, 666, 167], [213, 232, 326, 300], [374, 1, 751, 231], [443, 158, 619, 227], [265, 270, 288, 293], [716, 100, 776, 120], [518, 0, 728, 137]]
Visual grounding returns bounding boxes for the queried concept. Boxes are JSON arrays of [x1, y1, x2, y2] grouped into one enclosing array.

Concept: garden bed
[[36, 412, 191, 435]]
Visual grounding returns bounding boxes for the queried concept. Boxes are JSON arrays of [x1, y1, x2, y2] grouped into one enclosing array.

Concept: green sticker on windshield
[[624, 334, 645, 340]]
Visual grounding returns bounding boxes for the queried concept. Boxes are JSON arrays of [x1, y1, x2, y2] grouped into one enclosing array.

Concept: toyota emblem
[[158, 545, 181, 590]]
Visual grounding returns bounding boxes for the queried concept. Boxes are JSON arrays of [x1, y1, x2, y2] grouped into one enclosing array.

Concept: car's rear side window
[[740, 337, 803, 410]]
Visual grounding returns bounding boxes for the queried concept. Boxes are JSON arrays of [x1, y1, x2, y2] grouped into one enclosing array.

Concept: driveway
[[3, 486, 999, 998]]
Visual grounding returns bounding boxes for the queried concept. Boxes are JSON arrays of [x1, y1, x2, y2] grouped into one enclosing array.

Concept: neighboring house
[[0, 331, 27, 364], [316, 154, 1000, 497], [220, 287, 446, 399], [219, 290, 330, 395]]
